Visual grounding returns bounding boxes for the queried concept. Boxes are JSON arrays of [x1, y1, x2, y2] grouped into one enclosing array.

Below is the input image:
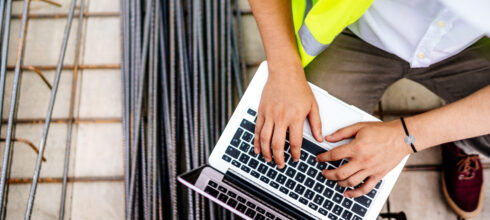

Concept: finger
[[316, 143, 353, 162], [260, 118, 274, 162], [322, 160, 360, 181], [271, 123, 287, 169], [308, 102, 323, 142], [254, 113, 265, 154], [344, 176, 381, 198], [288, 121, 303, 162], [325, 123, 365, 142], [337, 169, 369, 188]]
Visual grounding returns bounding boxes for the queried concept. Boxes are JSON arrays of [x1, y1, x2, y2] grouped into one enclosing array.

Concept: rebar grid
[[0, 0, 125, 219]]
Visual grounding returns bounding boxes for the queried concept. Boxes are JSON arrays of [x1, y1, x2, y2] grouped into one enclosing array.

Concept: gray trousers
[[305, 30, 490, 156]]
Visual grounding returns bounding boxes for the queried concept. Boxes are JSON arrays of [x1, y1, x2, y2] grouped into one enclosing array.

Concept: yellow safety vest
[[292, 0, 374, 67]]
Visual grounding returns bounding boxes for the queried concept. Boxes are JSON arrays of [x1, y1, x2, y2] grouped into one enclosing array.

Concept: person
[[248, 0, 490, 218]]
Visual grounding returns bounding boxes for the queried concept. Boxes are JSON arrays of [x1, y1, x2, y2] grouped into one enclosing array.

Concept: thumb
[[308, 102, 323, 142], [325, 122, 365, 142]]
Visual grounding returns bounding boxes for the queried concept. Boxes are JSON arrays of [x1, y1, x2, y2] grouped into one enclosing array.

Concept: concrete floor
[[2, 0, 123, 219], [239, 0, 490, 219]]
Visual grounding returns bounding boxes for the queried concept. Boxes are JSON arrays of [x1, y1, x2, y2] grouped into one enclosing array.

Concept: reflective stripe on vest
[[292, 0, 374, 67]]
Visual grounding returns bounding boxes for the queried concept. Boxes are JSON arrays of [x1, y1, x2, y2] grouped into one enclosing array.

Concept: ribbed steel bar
[[219, 0, 225, 133], [234, 0, 248, 87], [0, 0, 5, 42], [0, 0, 30, 217], [24, 0, 78, 218], [226, 0, 232, 118], [59, 0, 85, 218], [8, 176, 124, 184], [168, 0, 178, 217], [0, 0, 13, 147], [11, 11, 119, 19]]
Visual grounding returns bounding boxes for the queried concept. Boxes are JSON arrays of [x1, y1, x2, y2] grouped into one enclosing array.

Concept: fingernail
[[254, 148, 259, 154], [293, 158, 299, 162]]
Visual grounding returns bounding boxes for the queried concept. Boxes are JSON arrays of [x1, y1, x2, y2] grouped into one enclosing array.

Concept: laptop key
[[234, 128, 244, 139], [254, 214, 266, 220], [294, 173, 306, 183], [306, 167, 317, 178], [208, 181, 218, 188], [250, 171, 260, 178], [375, 180, 382, 189], [242, 132, 253, 143], [204, 186, 219, 197], [328, 213, 338, 220], [276, 174, 287, 184], [313, 194, 325, 206], [256, 207, 265, 214], [352, 215, 363, 220], [285, 179, 296, 190], [239, 154, 250, 164], [231, 160, 241, 168], [308, 202, 318, 211], [230, 138, 241, 147], [294, 185, 306, 195], [248, 159, 259, 169], [316, 172, 326, 183], [269, 181, 279, 189], [237, 203, 247, 213], [227, 191, 237, 198], [237, 196, 246, 203], [241, 166, 251, 173], [335, 184, 346, 193], [323, 200, 334, 210], [267, 161, 276, 168], [289, 192, 299, 200], [239, 142, 250, 152], [240, 119, 255, 133], [218, 186, 227, 193], [226, 199, 237, 208], [342, 210, 353, 220], [305, 189, 315, 200], [287, 158, 299, 168], [267, 169, 278, 179], [247, 108, 257, 116], [314, 183, 325, 194], [298, 162, 308, 172], [248, 147, 257, 157], [352, 203, 368, 217], [354, 195, 373, 208], [316, 162, 327, 170], [245, 209, 256, 218], [332, 205, 344, 216], [342, 198, 353, 209], [323, 188, 334, 199], [302, 138, 327, 155], [225, 146, 240, 159], [305, 178, 315, 188], [266, 212, 275, 219], [307, 155, 317, 166], [299, 197, 308, 205], [285, 167, 296, 178], [218, 194, 228, 203], [366, 189, 377, 199], [300, 151, 308, 161], [260, 176, 270, 184], [318, 208, 328, 216], [246, 201, 256, 209], [222, 155, 232, 162], [325, 180, 336, 188], [332, 193, 343, 204], [279, 186, 289, 195], [258, 164, 268, 174]]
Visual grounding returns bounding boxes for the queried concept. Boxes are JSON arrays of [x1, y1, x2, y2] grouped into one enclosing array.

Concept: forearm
[[248, 0, 303, 77], [406, 85, 490, 151]]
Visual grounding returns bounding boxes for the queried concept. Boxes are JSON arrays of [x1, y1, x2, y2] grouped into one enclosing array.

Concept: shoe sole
[[442, 172, 484, 218]]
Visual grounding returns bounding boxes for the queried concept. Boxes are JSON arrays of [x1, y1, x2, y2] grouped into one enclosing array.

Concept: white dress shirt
[[348, 0, 486, 68]]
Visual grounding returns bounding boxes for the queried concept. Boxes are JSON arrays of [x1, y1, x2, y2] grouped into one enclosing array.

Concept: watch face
[[405, 135, 415, 145]]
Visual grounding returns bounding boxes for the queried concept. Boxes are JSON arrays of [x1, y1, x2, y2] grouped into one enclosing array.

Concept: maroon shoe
[[441, 143, 484, 218]]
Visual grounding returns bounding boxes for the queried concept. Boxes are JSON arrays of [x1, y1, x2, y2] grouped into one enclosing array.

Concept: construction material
[[120, 0, 246, 218]]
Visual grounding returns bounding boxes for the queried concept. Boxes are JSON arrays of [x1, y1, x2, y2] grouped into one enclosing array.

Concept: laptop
[[178, 61, 408, 220]]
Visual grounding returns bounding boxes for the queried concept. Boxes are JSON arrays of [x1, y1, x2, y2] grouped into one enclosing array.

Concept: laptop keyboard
[[221, 108, 382, 220], [204, 180, 281, 220]]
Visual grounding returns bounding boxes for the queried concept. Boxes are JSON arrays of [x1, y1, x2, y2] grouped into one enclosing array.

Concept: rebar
[[0, 0, 30, 217], [59, 0, 85, 218], [24, 0, 78, 218]]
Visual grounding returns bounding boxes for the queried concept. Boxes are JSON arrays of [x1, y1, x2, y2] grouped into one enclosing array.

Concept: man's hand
[[317, 121, 411, 198], [254, 66, 323, 169]]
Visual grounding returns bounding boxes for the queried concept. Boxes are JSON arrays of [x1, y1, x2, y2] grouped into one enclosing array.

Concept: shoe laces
[[456, 155, 480, 180]]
